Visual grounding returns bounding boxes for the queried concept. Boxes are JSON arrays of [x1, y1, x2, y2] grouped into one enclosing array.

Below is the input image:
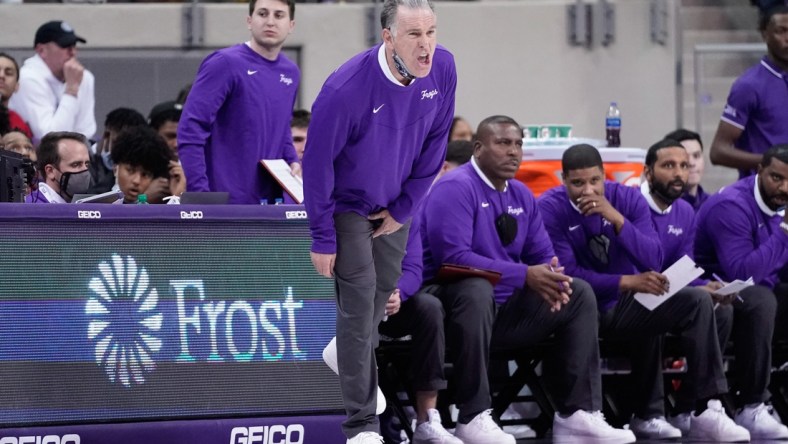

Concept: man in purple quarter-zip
[[709, 4, 788, 178], [539, 144, 749, 442], [695, 143, 788, 440], [302, 0, 456, 442], [421, 116, 635, 444], [178, 0, 300, 204]]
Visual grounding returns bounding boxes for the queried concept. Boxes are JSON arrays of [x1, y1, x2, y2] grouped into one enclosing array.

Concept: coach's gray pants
[[334, 212, 409, 439]]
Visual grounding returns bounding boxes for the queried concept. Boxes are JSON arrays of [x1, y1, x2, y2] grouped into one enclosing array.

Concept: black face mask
[[495, 213, 518, 246]]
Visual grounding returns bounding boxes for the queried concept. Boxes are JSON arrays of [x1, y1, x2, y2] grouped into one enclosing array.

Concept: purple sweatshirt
[[538, 182, 663, 311], [641, 183, 706, 286], [398, 200, 425, 302], [303, 44, 457, 254], [178, 44, 300, 204], [421, 162, 555, 304], [694, 175, 788, 288]]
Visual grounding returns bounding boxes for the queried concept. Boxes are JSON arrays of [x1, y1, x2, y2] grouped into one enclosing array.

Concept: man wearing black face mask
[[421, 116, 634, 444], [539, 143, 747, 442], [26, 131, 91, 203]]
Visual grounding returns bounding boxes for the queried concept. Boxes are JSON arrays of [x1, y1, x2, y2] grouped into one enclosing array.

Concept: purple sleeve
[[521, 197, 557, 267], [615, 193, 664, 272], [706, 199, 788, 284], [538, 197, 621, 306], [398, 219, 423, 302], [177, 52, 233, 192], [302, 87, 353, 254], [425, 181, 528, 289], [281, 76, 300, 166], [721, 77, 755, 130], [388, 67, 457, 224]]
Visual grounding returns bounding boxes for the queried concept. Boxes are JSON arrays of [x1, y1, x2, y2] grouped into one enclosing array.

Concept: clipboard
[[436, 264, 502, 286], [260, 159, 303, 204]]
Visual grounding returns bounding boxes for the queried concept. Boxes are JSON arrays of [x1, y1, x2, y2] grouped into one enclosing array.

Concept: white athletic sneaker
[[454, 409, 515, 444], [734, 403, 788, 440], [667, 412, 691, 436], [552, 410, 636, 444], [412, 409, 463, 444], [323, 337, 386, 415], [346, 431, 384, 444], [688, 399, 750, 442], [502, 424, 537, 439], [629, 416, 682, 439]]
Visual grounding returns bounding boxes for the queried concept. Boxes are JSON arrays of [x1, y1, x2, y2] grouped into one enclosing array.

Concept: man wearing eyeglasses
[[421, 116, 635, 444], [538, 143, 749, 442]]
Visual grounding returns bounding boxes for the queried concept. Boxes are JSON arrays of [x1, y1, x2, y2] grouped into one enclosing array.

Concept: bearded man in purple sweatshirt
[[420, 116, 635, 444], [302, 0, 456, 442], [178, 0, 300, 204], [695, 143, 788, 440], [538, 144, 749, 442], [640, 139, 781, 439]]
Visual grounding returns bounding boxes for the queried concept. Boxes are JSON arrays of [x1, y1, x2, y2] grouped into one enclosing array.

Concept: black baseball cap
[[34, 21, 86, 48]]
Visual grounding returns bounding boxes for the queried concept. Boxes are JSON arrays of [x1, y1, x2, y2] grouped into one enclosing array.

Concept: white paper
[[260, 159, 303, 204], [634, 255, 704, 311], [713, 277, 754, 296]]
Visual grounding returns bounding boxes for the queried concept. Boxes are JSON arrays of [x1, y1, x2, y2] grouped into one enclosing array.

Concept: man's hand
[[63, 58, 84, 97], [620, 271, 669, 295], [696, 281, 737, 305], [311, 252, 336, 278], [144, 177, 171, 204], [290, 162, 302, 178], [168, 161, 186, 197], [577, 194, 626, 233], [526, 257, 573, 312], [368, 209, 403, 238], [386, 289, 401, 316]]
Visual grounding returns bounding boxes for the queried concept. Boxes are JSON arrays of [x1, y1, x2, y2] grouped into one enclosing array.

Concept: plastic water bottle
[[136, 194, 149, 205], [606, 102, 621, 148]]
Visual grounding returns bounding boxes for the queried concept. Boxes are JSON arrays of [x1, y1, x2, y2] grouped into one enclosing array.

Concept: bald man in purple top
[[302, 0, 456, 442], [421, 117, 635, 444], [709, 5, 788, 178], [178, 0, 300, 204]]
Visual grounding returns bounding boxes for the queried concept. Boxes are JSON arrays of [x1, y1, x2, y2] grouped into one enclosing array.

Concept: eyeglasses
[[495, 213, 518, 246], [588, 234, 610, 265]]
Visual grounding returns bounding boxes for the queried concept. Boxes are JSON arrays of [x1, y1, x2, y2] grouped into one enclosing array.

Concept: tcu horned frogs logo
[[86, 254, 163, 387]]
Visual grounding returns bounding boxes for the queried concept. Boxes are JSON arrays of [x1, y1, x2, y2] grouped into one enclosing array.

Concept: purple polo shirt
[[694, 175, 788, 288], [538, 181, 663, 311], [178, 44, 300, 204], [721, 57, 788, 178], [421, 161, 555, 304], [303, 44, 457, 254]]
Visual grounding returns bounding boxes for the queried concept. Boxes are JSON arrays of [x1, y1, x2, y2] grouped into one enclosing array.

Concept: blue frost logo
[[86, 254, 163, 387]]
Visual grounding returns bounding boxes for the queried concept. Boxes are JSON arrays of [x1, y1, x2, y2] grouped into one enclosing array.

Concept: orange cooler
[[516, 146, 646, 197]]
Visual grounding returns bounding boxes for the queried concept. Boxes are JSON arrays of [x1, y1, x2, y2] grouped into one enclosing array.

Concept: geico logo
[[76, 211, 101, 219], [0, 435, 80, 444], [284, 211, 307, 219], [230, 425, 304, 444], [180, 211, 204, 219]]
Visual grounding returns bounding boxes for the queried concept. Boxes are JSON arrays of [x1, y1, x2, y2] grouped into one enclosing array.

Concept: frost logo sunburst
[[86, 254, 163, 387]]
